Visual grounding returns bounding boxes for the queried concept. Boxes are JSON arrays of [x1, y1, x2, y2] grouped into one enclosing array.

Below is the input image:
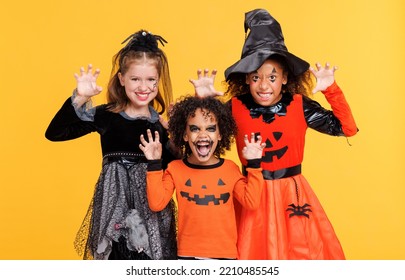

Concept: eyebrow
[[271, 67, 277, 73], [129, 74, 158, 78], [187, 124, 217, 129]]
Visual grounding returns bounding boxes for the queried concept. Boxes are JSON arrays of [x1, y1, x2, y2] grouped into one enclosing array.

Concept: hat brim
[[225, 49, 309, 80]]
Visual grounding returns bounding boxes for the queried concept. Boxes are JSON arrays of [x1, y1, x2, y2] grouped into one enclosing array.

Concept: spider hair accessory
[[121, 29, 168, 53]]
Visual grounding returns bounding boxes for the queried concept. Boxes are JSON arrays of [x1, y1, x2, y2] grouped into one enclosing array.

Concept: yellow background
[[1, 0, 404, 259]]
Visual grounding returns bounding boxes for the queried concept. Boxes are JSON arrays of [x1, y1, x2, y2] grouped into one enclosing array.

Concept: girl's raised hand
[[139, 129, 162, 160], [74, 64, 103, 98], [309, 62, 337, 93], [241, 133, 266, 160], [189, 69, 223, 98]]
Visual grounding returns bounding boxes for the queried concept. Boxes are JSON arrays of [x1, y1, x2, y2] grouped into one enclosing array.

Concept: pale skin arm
[[73, 64, 103, 108], [309, 62, 338, 93], [241, 133, 266, 160], [189, 69, 224, 98]]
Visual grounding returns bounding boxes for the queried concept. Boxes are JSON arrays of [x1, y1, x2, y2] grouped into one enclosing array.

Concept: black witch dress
[[45, 95, 177, 260]]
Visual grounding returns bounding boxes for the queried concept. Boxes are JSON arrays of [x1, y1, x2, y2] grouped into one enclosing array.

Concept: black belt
[[243, 164, 301, 180], [102, 152, 147, 166]]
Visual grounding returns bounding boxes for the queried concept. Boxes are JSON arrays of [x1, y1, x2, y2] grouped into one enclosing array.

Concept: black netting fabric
[[74, 161, 177, 260]]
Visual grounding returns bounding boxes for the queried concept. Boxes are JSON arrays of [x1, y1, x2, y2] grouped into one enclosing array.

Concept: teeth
[[258, 92, 272, 100], [136, 92, 150, 101], [196, 141, 211, 157]]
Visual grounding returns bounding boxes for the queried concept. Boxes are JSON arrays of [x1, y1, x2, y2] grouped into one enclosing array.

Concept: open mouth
[[194, 140, 213, 157]]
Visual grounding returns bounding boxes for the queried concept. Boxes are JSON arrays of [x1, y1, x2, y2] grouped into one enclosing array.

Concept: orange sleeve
[[146, 169, 175, 212], [322, 82, 358, 137], [233, 167, 263, 210]]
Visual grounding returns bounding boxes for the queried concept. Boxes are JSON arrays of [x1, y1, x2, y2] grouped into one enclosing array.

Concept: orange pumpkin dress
[[232, 82, 357, 259]]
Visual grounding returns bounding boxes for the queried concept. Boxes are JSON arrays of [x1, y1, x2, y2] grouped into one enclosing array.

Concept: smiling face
[[246, 58, 287, 107], [183, 108, 222, 166], [118, 59, 159, 112]]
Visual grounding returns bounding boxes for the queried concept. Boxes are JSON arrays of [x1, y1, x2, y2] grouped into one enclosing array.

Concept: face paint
[[268, 67, 277, 83], [184, 109, 221, 165], [119, 62, 159, 107], [152, 80, 158, 90], [189, 124, 216, 157], [246, 59, 287, 106]]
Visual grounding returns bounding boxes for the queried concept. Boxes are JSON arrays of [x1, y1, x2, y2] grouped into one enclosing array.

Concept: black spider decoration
[[286, 203, 312, 218], [121, 30, 167, 53]]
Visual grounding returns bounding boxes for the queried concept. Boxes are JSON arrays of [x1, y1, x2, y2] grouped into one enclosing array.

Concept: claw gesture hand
[[139, 129, 162, 160], [189, 69, 223, 98], [309, 62, 337, 93], [74, 64, 103, 98], [241, 133, 266, 160]]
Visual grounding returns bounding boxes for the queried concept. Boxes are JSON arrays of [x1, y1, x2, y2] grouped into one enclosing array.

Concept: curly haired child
[[191, 9, 358, 259], [140, 96, 265, 259]]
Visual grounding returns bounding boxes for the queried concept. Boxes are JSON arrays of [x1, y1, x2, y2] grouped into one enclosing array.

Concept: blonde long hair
[[106, 30, 172, 114]]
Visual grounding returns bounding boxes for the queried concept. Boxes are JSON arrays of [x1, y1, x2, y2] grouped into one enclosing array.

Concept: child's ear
[[282, 73, 288, 85], [118, 72, 124, 86], [245, 74, 250, 84]]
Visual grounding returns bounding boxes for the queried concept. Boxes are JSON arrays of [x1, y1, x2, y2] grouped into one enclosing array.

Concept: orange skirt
[[236, 174, 345, 259]]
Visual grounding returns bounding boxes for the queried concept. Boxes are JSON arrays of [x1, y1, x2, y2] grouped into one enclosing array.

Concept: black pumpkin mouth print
[[180, 178, 230, 206], [259, 131, 288, 162]]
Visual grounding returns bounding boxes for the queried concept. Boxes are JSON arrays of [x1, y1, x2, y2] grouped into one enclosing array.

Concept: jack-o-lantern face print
[[256, 131, 288, 162], [180, 178, 230, 206]]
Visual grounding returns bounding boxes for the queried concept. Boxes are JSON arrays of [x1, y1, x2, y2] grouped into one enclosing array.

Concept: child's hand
[[74, 64, 103, 98], [189, 69, 223, 98], [241, 133, 266, 160], [139, 129, 162, 160], [309, 62, 337, 93]]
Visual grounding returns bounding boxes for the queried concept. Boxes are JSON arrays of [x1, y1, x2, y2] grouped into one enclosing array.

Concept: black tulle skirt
[[74, 157, 177, 260]]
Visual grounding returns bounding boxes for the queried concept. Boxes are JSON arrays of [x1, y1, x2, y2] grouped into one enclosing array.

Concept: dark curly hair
[[224, 54, 313, 100], [168, 95, 237, 158]]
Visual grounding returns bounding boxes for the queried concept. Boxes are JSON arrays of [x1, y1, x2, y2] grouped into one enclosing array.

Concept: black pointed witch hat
[[225, 9, 309, 80]]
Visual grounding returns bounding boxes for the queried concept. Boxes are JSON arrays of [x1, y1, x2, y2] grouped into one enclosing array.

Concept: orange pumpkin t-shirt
[[146, 158, 263, 259]]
